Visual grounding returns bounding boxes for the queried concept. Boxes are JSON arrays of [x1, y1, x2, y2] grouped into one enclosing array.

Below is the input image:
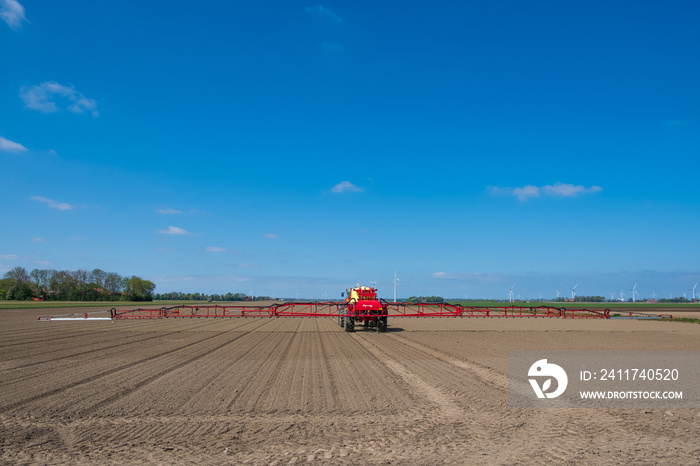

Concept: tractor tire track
[[354, 334, 464, 421], [389, 333, 509, 390], [324, 328, 421, 414]]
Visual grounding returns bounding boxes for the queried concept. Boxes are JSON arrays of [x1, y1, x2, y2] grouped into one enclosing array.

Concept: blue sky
[[1, 1, 699, 300]]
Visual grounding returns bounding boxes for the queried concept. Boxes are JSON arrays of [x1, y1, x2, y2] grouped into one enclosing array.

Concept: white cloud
[[331, 181, 363, 193], [20, 81, 98, 117], [0, 136, 28, 153], [263, 233, 278, 239], [490, 182, 602, 201], [158, 226, 190, 235], [304, 5, 343, 23], [30, 195, 74, 210], [157, 208, 181, 214], [205, 246, 239, 253], [432, 272, 458, 279], [0, 0, 26, 29], [543, 182, 603, 197], [34, 260, 51, 266], [31, 237, 44, 243], [0, 254, 18, 260], [512, 185, 541, 201]]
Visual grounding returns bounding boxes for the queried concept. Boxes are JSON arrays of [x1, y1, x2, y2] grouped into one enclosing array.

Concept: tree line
[[555, 296, 607, 303], [407, 296, 444, 303], [1, 266, 156, 301]]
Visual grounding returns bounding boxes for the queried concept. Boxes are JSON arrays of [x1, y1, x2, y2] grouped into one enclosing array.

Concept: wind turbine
[[631, 283, 638, 303], [620, 289, 625, 302], [508, 284, 515, 303], [370, 280, 377, 288], [651, 291, 657, 301], [571, 284, 578, 300], [393, 272, 400, 302], [556, 289, 560, 300], [691, 284, 697, 301]]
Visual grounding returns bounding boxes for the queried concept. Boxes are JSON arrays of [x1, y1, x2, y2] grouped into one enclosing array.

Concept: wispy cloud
[[513, 185, 541, 201], [0, 136, 28, 153], [304, 5, 343, 23], [31, 237, 44, 243], [331, 181, 363, 193], [20, 81, 98, 117], [0, 254, 18, 260], [489, 182, 602, 201], [544, 183, 602, 197], [157, 208, 181, 214], [263, 233, 278, 239], [432, 272, 462, 279], [30, 196, 74, 210], [158, 226, 190, 235], [0, 0, 26, 30]]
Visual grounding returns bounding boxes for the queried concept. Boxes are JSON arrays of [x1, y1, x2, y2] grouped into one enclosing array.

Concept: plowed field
[[1, 308, 699, 464]]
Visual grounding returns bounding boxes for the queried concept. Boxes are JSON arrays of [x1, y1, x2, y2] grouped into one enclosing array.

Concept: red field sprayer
[[338, 285, 389, 332], [35, 284, 661, 325]]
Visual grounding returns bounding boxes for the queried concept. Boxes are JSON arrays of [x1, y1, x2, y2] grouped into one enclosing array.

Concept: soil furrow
[[0, 318, 270, 387], [0, 330, 231, 413], [78, 330, 256, 416]]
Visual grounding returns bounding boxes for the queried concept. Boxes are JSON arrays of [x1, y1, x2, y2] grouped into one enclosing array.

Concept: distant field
[[447, 300, 700, 311]]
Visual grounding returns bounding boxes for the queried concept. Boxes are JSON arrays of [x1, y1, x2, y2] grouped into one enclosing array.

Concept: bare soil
[[1, 307, 699, 464]]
